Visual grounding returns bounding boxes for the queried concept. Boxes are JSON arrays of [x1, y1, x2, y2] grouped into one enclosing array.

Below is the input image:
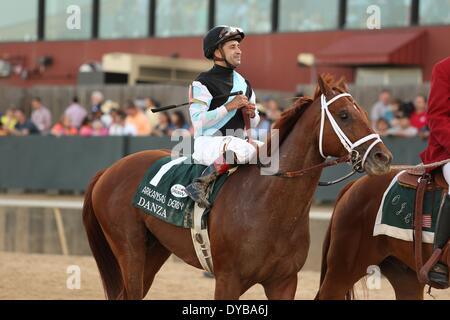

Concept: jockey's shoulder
[[194, 71, 209, 83]]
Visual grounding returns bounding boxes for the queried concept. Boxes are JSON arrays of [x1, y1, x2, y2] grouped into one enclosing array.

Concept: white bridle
[[319, 93, 382, 170]]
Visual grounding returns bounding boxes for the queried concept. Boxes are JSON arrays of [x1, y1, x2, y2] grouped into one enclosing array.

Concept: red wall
[[0, 25, 449, 92]]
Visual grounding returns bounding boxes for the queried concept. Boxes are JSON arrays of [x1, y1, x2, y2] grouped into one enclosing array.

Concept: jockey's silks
[[189, 64, 256, 138]]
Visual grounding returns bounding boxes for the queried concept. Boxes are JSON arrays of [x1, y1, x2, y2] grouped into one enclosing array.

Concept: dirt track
[[1, 252, 449, 300]]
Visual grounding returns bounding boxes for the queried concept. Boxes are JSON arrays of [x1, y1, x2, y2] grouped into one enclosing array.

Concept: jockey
[[420, 56, 450, 285], [185, 26, 261, 208]]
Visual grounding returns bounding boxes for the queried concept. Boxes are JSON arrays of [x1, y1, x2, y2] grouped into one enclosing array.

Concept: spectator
[[410, 95, 428, 131], [265, 98, 282, 123], [370, 89, 391, 128], [79, 116, 93, 137], [385, 98, 403, 127], [386, 116, 418, 138], [64, 96, 87, 128], [170, 111, 190, 130], [153, 112, 172, 137], [1, 107, 17, 130], [11, 109, 40, 136], [419, 125, 430, 140], [109, 110, 137, 136], [251, 103, 271, 141], [374, 118, 390, 137], [169, 111, 191, 137], [0, 122, 7, 136], [91, 119, 109, 136], [31, 97, 52, 134], [145, 97, 160, 135], [134, 97, 147, 110], [400, 101, 415, 118], [100, 100, 119, 128], [90, 91, 104, 119], [51, 115, 78, 136], [125, 100, 151, 136]]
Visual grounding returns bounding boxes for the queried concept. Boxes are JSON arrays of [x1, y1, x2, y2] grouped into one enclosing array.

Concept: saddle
[[398, 169, 450, 289], [398, 168, 447, 191]]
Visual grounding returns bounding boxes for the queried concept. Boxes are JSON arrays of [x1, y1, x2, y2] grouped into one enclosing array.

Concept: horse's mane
[[265, 74, 347, 152]]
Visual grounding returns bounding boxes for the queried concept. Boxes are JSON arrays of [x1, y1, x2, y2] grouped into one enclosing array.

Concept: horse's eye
[[339, 112, 349, 120]]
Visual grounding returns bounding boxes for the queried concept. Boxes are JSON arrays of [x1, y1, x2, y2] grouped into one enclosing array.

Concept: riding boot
[[185, 151, 236, 209], [428, 194, 450, 286]]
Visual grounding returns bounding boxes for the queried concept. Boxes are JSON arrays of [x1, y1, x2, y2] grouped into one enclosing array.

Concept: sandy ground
[[1, 252, 450, 300]]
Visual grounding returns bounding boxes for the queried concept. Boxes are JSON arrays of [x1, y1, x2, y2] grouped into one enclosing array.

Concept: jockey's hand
[[225, 95, 248, 112], [244, 103, 256, 118]]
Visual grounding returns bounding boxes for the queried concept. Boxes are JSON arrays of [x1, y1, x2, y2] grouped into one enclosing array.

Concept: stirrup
[[428, 262, 449, 288]]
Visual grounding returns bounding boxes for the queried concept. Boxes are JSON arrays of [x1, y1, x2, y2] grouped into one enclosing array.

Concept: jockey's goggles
[[216, 27, 244, 45]]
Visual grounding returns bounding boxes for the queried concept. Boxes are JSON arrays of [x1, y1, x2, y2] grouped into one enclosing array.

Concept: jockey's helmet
[[203, 26, 245, 60]]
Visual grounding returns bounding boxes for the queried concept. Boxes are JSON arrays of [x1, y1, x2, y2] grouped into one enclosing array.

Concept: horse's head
[[315, 74, 392, 175]]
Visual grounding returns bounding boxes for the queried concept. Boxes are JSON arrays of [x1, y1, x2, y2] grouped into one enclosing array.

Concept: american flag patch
[[422, 215, 432, 228]]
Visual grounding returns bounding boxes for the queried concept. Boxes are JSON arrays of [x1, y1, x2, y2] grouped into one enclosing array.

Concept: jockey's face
[[216, 40, 242, 67]]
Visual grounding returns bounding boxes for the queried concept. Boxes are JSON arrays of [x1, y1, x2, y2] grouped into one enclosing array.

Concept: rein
[[272, 155, 350, 178], [266, 155, 356, 186]]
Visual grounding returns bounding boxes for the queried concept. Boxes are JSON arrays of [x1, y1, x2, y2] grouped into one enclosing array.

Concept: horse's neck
[[239, 107, 324, 235], [265, 107, 324, 220], [278, 109, 323, 180]]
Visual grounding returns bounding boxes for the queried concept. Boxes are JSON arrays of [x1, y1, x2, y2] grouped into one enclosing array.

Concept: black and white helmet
[[203, 25, 245, 60]]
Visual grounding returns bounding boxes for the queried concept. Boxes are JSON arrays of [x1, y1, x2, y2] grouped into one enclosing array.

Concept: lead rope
[[390, 159, 450, 172]]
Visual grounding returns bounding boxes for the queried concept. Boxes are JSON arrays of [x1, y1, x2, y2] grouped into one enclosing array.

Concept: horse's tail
[[82, 170, 123, 300], [316, 180, 356, 300]]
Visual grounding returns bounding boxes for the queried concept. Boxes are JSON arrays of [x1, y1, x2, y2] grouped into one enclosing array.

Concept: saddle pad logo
[[170, 184, 188, 198]]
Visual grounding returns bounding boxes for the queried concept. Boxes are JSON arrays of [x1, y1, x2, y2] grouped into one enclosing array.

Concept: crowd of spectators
[[371, 89, 429, 140], [0, 92, 196, 138], [0, 91, 285, 141], [1, 89, 427, 141]]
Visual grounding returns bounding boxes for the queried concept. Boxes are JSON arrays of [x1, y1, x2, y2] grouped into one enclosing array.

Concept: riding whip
[[151, 89, 244, 113]]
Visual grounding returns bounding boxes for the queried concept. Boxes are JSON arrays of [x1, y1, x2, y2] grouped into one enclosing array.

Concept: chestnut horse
[[316, 170, 446, 300], [82, 75, 392, 300]]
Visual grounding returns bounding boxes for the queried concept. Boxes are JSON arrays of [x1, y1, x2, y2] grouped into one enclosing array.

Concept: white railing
[[0, 197, 83, 256]]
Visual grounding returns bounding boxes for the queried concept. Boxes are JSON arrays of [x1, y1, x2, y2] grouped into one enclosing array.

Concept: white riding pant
[[192, 136, 263, 166], [443, 163, 450, 195]]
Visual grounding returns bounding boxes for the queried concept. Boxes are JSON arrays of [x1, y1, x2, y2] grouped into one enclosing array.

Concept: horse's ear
[[318, 74, 333, 97], [336, 77, 349, 92]]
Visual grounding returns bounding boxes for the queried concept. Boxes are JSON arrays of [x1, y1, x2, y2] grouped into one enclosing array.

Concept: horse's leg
[[318, 268, 361, 299], [103, 220, 148, 300], [317, 243, 385, 300], [142, 238, 171, 299], [379, 258, 424, 300], [214, 273, 242, 300], [263, 275, 298, 300], [116, 247, 146, 299]]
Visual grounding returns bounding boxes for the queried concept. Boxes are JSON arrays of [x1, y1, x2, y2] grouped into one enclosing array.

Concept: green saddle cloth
[[132, 156, 229, 228], [374, 172, 445, 243]]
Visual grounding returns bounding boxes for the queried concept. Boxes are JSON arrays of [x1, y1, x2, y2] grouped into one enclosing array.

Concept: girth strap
[[414, 175, 429, 277]]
